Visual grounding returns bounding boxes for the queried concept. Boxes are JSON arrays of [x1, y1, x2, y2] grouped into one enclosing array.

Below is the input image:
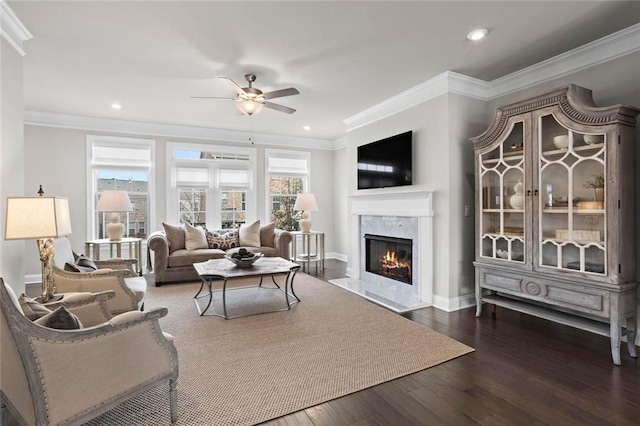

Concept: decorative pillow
[[18, 294, 52, 321], [73, 254, 98, 272], [34, 306, 83, 330], [185, 223, 208, 250], [206, 230, 240, 250], [239, 220, 261, 248], [64, 262, 82, 273], [260, 221, 276, 248], [163, 223, 186, 252]]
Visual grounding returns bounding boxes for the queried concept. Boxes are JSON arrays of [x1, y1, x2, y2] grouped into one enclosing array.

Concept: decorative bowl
[[553, 135, 569, 149], [583, 134, 603, 145], [225, 252, 263, 268], [496, 249, 509, 259]]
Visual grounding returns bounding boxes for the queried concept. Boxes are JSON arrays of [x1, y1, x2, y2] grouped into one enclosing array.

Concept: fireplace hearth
[[365, 234, 412, 285]]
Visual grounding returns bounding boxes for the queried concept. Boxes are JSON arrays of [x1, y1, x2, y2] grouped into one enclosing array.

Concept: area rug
[[87, 273, 473, 425]]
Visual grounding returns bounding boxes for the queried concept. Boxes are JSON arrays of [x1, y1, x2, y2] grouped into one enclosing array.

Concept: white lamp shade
[[96, 190, 132, 212], [5, 196, 72, 240], [237, 99, 264, 115], [294, 193, 319, 212]]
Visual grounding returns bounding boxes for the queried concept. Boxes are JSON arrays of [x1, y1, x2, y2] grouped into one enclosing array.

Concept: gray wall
[[0, 38, 26, 293], [22, 125, 336, 277], [341, 93, 486, 304]]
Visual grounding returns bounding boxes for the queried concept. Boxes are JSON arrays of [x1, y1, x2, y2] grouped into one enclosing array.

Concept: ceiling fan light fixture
[[467, 28, 488, 41], [237, 99, 264, 115]]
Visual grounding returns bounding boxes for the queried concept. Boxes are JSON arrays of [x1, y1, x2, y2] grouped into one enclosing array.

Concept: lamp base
[[106, 213, 125, 241], [299, 211, 312, 233], [38, 238, 56, 302]]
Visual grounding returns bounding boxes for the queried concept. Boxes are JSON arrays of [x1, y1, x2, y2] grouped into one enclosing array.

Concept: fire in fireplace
[[364, 234, 412, 285]]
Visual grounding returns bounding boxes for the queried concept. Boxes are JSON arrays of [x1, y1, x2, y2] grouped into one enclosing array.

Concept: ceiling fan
[[192, 74, 300, 116]]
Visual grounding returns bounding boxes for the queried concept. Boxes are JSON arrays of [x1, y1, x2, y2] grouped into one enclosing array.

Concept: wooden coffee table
[[192, 257, 301, 319]]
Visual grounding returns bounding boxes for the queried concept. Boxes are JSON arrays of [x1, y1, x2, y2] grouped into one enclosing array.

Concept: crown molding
[[344, 72, 487, 132], [344, 23, 640, 132], [24, 111, 336, 150], [0, 0, 32, 56], [487, 23, 640, 99], [333, 135, 348, 150]]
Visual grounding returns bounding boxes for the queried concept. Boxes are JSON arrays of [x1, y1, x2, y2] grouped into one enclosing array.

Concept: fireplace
[[328, 189, 433, 312], [364, 234, 412, 285]]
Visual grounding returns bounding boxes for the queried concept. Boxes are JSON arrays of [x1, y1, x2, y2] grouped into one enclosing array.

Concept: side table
[[290, 231, 325, 275], [85, 237, 143, 275]]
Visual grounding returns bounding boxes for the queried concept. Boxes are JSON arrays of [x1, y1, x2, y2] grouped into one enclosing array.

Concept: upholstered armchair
[[51, 237, 146, 315], [0, 278, 178, 425]]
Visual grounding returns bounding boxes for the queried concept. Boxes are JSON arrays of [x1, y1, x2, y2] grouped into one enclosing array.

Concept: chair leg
[[169, 379, 178, 422]]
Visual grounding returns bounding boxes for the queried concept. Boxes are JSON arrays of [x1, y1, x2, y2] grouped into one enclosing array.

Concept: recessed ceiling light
[[303, 125, 311, 131], [111, 103, 122, 110], [467, 28, 488, 41]]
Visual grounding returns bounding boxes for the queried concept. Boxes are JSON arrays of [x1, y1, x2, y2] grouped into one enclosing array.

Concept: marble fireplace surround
[[330, 188, 434, 312]]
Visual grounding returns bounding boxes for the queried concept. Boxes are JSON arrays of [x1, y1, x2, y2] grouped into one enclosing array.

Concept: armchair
[[51, 237, 146, 315], [0, 278, 178, 425]]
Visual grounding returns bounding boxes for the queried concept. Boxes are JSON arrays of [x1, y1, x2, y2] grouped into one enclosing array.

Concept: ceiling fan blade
[[218, 77, 246, 95], [191, 96, 236, 100], [262, 88, 300, 100], [263, 101, 296, 114]]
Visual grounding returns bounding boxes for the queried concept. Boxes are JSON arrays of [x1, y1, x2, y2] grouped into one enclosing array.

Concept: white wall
[[0, 38, 26, 293], [22, 125, 337, 277]]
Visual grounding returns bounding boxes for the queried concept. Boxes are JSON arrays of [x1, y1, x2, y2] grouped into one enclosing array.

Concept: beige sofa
[[148, 221, 292, 285]]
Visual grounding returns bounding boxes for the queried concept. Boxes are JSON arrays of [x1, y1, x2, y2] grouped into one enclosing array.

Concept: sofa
[[148, 221, 292, 285]]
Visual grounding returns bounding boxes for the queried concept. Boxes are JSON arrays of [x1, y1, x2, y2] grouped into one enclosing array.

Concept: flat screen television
[[357, 131, 412, 190]]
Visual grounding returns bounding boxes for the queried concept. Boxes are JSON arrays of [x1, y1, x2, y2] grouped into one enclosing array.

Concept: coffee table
[[192, 257, 301, 319]]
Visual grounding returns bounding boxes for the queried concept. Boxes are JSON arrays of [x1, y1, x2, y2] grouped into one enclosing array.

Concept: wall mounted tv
[[357, 130, 412, 190]]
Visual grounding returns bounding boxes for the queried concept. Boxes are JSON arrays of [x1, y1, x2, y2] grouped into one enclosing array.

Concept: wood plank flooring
[[264, 259, 640, 425]]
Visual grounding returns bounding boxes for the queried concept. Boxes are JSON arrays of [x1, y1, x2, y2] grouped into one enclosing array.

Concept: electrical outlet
[[464, 205, 471, 217]]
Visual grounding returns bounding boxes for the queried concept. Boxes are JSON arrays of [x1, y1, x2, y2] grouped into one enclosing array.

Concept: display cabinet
[[471, 85, 639, 365]]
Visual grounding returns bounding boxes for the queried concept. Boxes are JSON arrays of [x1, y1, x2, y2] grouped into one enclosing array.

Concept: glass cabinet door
[[479, 121, 525, 263], [537, 113, 606, 275]]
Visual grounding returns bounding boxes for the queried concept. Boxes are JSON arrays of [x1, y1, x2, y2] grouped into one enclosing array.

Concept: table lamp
[[96, 190, 132, 241], [5, 192, 72, 301], [293, 193, 318, 233]]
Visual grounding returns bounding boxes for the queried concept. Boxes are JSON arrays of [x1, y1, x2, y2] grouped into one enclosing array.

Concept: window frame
[[166, 142, 256, 230], [86, 135, 156, 240], [265, 149, 311, 227]]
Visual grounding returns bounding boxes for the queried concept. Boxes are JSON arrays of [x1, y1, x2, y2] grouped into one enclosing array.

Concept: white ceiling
[[10, 1, 640, 142]]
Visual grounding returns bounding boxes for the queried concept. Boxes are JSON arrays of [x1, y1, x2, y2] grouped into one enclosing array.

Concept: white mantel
[[331, 187, 434, 312]]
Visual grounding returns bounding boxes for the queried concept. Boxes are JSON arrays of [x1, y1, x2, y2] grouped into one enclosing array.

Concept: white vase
[[509, 181, 524, 210]]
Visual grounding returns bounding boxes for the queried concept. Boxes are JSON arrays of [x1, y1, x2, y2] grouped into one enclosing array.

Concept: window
[[179, 188, 207, 227], [167, 143, 256, 229], [266, 149, 310, 231], [87, 136, 155, 240], [221, 190, 246, 229]]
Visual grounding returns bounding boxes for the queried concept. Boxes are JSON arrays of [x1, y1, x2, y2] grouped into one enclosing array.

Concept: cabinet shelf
[[542, 208, 604, 214], [482, 232, 524, 239], [541, 142, 605, 156], [482, 294, 611, 337], [482, 209, 524, 213], [542, 237, 605, 246]]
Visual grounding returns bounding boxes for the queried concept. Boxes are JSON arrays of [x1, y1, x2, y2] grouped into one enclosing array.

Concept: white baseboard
[[326, 252, 348, 262], [432, 293, 477, 312], [25, 274, 41, 285]]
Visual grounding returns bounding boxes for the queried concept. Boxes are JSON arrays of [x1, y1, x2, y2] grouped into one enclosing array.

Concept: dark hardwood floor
[[264, 259, 640, 425]]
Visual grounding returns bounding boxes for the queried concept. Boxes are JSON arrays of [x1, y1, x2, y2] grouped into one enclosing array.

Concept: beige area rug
[[87, 273, 473, 425]]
